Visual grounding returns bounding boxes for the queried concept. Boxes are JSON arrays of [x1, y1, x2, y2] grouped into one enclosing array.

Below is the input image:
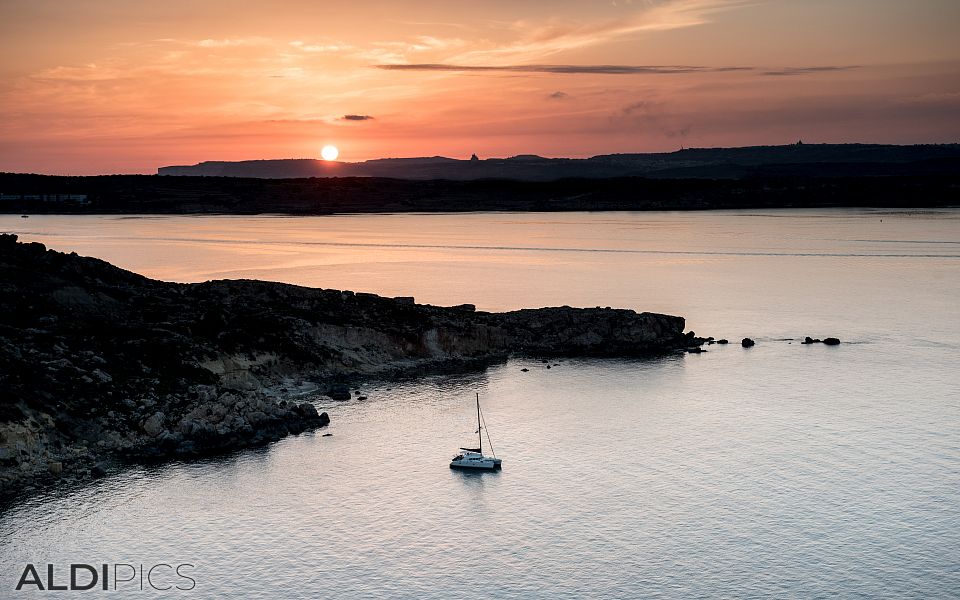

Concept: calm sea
[[2, 210, 958, 598]]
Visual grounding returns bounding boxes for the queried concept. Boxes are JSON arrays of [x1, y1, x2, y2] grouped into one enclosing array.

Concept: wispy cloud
[[610, 99, 691, 138], [449, 0, 756, 64], [32, 63, 124, 82], [762, 66, 859, 76], [341, 114, 375, 121], [195, 37, 271, 48], [290, 40, 355, 53], [379, 62, 865, 78], [377, 63, 751, 74], [548, 91, 569, 100], [893, 91, 960, 106], [351, 36, 468, 65]]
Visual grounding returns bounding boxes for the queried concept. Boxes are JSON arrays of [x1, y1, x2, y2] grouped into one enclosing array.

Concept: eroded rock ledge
[[0, 234, 696, 497]]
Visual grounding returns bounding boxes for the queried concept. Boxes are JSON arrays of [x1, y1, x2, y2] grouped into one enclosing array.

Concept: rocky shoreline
[[0, 234, 701, 499]]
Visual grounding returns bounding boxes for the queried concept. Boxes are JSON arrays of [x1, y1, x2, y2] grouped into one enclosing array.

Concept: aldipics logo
[[15, 563, 195, 592]]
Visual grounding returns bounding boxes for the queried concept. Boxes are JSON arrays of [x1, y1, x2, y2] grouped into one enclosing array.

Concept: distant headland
[[157, 143, 960, 180]]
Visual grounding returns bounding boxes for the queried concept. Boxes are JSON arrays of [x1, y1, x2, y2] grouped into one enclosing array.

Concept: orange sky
[[1, 0, 958, 174]]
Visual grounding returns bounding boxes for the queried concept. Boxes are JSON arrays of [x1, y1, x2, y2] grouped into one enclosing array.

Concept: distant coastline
[[2, 143, 958, 215], [156, 143, 960, 181]]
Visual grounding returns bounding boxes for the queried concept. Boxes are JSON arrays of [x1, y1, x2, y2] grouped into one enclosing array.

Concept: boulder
[[91, 369, 113, 383], [244, 410, 269, 424], [823, 337, 841, 345], [716, 339, 729, 344], [741, 338, 755, 348], [141, 412, 166, 437], [294, 402, 320, 419]]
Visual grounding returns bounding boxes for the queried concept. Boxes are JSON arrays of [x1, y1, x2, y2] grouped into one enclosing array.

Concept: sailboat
[[450, 393, 502, 470]]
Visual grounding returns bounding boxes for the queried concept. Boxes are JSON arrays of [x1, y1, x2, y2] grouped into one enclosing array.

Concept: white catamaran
[[450, 393, 502, 470]]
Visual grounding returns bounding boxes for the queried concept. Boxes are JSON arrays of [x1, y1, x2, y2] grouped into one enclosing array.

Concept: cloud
[[548, 91, 569, 99], [341, 114, 375, 121], [32, 63, 123, 82], [378, 62, 863, 79], [351, 36, 468, 65], [610, 99, 692, 138], [893, 91, 960, 106], [762, 66, 859, 76], [449, 0, 755, 64], [327, 1, 755, 67], [377, 63, 751, 75], [195, 38, 270, 48], [290, 40, 354, 53]]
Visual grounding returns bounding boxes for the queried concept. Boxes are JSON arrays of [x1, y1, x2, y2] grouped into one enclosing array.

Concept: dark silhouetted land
[[158, 143, 960, 181], [1, 144, 957, 214]]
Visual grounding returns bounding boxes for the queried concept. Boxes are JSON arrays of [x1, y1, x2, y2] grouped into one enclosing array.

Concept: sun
[[321, 145, 339, 161]]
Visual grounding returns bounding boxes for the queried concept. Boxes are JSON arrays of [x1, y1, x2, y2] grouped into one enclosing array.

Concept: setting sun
[[321, 145, 339, 161]]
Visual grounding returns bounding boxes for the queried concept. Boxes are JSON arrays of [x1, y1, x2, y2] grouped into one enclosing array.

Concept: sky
[[0, 0, 958, 174]]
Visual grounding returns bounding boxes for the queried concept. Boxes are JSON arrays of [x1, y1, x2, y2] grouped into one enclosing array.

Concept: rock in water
[[294, 402, 320, 419], [327, 384, 352, 401], [741, 338, 755, 348], [823, 337, 841, 345]]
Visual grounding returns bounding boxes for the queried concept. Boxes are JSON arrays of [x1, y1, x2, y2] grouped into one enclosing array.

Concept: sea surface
[[2, 210, 959, 598]]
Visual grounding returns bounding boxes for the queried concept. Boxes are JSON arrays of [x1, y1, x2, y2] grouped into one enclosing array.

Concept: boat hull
[[449, 458, 502, 470]]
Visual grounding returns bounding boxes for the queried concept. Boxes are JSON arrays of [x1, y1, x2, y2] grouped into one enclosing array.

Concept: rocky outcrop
[[0, 234, 694, 497], [802, 336, 841, 345]]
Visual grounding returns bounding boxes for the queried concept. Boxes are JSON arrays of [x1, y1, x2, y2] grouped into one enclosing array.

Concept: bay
[[1, 209, 958, 598]]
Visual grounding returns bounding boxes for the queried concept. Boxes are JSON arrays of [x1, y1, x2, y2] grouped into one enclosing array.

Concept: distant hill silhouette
[[158, 143, 960, 181]]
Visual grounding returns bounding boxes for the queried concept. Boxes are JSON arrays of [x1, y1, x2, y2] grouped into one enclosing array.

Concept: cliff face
[[0, 234, 693, 497]]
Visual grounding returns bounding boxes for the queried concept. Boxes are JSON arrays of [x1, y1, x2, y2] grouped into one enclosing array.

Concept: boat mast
[[477, 392, 482, 454]]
